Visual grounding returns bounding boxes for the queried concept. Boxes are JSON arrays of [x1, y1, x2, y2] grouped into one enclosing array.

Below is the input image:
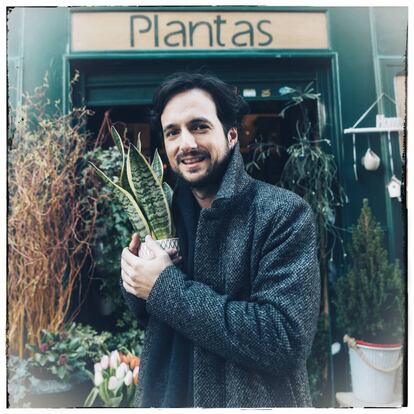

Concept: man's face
[[161, 88, 238, 188]]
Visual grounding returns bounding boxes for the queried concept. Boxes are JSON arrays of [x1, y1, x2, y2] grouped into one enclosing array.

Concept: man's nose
[[179, 128, 197, 152]]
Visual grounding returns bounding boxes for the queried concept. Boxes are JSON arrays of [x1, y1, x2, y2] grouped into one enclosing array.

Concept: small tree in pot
[[334, 199, 405, 404]]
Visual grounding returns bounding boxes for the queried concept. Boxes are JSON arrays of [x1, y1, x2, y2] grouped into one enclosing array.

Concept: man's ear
[[227, 127, 238, 149]]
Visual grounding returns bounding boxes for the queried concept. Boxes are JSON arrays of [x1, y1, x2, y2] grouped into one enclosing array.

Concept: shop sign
[[71, 11, 328, 51]]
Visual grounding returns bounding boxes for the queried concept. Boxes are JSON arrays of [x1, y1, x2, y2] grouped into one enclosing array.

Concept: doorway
[[86, 96, 319, 187]]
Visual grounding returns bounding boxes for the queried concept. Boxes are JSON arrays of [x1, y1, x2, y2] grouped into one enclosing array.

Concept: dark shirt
[[140, 178, 200, 407]]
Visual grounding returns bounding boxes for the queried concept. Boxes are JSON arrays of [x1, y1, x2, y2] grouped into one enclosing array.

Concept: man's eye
[[194, 124, 209, 131], [166, 130, 179, 138]]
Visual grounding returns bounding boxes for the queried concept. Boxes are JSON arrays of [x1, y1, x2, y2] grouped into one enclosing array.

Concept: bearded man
[[120, 72, 320, 408]]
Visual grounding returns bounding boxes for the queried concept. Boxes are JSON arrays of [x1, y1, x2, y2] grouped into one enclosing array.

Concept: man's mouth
[[181, 155, 207, 166]]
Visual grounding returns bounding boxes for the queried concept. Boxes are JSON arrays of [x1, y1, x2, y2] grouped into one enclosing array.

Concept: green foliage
[[72, 324, 112, 364], [334, 199, 405, 343], [26, 323, 89, 381], [110, 312, 145, 356], [246, 83, 347, 259], [104, 330, 144, 358], [90, 126, 174, 241]]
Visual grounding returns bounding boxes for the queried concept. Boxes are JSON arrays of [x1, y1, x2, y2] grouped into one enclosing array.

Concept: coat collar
[[212, 142, 253, 207]]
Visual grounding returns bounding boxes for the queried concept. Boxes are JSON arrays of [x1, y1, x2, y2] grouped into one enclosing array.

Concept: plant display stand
[[336, 392, 402, 408]]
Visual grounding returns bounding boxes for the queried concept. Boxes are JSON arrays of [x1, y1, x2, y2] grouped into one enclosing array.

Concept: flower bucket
[[138, 238, 179, 259], [345, 335, 403, 404]]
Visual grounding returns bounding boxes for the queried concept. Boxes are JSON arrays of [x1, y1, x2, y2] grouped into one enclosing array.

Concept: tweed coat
[[121, 144, 320, 407]]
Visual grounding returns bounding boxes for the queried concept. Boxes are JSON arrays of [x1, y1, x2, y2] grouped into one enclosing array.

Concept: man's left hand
[[121, 235, 178, 300]]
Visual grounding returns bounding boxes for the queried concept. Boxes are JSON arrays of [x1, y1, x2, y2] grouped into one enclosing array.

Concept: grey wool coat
[[121, 144, 320, 407]]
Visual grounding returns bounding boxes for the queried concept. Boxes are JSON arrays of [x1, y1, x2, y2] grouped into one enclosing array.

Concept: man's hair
[[150, 71, 249, 139]]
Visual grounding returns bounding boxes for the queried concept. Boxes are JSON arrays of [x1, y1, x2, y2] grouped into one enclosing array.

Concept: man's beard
[[174, 146, 233, 190]]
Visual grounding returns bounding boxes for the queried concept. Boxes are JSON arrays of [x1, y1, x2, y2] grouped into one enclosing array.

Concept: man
[[120, 72, 320, 408]]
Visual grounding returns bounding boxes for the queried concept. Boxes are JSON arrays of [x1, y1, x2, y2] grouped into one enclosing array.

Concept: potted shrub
[[334, 199, 405, 405], [24, 322, 108, 408], [90, 126, 177, 256]]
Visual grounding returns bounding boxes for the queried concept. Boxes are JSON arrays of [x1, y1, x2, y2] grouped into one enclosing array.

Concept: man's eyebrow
[[163, 123, 176, 134], [162, 117, 212, 134], [188, 117, 212, 126]]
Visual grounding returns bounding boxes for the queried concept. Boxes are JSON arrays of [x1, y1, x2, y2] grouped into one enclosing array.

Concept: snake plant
[[90, 126, 174, 240]]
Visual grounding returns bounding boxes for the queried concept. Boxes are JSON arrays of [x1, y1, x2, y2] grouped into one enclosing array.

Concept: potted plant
[[90, 126, 177, 256], [24, 322, 108, 408], [334, 199, 405, 405]]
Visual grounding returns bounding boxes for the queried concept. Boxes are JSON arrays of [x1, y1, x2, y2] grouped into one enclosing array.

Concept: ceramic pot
[[138, 237, 180, 259], [361, 148, 381, 171]]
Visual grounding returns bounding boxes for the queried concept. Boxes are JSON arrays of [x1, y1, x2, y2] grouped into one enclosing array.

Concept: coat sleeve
[[119, 277, 149, 329], [146, 199, 321, 375]]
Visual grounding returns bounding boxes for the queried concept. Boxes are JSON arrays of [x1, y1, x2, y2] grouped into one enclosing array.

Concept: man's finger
[[122, 246, 144, 267], [121, 256, 135, 278], [121, 269, 136, 287], [122, 279, 135, 295], [144, 235, 167, 256], [129, 233, 141, 256], [164, 247, 178, 257], [171, 255, 183, 265]]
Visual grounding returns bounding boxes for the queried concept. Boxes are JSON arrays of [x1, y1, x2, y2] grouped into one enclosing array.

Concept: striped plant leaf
[[151, 148, 164, 182], [163, 182, 175, 237], [162, 182, 173, 208], [126, 144, 172, 239], [89, 161, 151, 239], [136, 131, 142, 153], [111, 126, 128, 188]]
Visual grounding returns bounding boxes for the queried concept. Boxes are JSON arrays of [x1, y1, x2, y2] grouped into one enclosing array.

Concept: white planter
[[348, 339, 402, 404], [138, 237, 179, 259]]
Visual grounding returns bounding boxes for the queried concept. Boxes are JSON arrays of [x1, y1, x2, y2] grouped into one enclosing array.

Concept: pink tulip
[[116, 362, 128, 379], [100, 355, 109, 369], [94, 371, 103, 387], [124, 370, 133, 386], [108, 376, 122, 391], [110, 350, 120, 369], [94, 362, 102, 373]]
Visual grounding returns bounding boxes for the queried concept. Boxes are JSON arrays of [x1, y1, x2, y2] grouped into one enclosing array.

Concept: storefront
[[7, 5, 407, 406]]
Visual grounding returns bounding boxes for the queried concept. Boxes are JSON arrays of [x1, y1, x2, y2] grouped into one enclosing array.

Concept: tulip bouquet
[[84, 350, 140, 407]]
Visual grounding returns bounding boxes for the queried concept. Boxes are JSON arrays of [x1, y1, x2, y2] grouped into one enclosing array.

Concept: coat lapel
[[193, 145, 254, 292]]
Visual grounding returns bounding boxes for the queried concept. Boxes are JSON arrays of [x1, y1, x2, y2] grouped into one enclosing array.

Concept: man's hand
[[121, 234, 181, 300]]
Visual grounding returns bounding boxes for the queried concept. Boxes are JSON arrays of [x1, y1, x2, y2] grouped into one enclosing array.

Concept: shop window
[[240, 99, 318, 185]]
